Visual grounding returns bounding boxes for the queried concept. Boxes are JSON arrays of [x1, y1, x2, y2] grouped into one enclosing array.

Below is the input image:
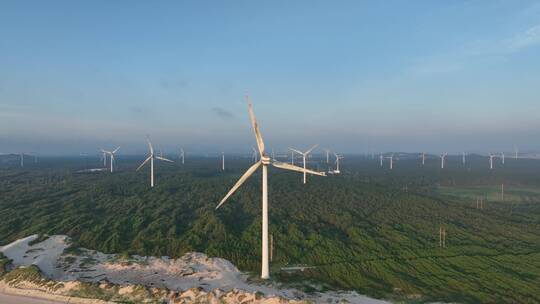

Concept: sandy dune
[[1, 235, 388, 304]]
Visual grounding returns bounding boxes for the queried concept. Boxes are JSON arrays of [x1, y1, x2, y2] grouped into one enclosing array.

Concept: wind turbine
[[501, 152, 505, 165], [440, 153, 447, 169], [489, 153, 495, 169], [290, 150, 295, 165], [20, 152, 24, 168], [252, 146, 258, 163], [380, 153, 384, 167], [421, 152, 426, 166], [324, 149, 330, 164], [101, 147, 120, 173], [137, 137, 174, 187], [386, 154, 394, 170], [462, 152, 466, 165], [334, 153, 344, 173], [221, 152, 225, 171], [180, 148, 185, 164], [216, 97, 325, 279], [289, 144, 319, 184], [100, 150, 108, 167]]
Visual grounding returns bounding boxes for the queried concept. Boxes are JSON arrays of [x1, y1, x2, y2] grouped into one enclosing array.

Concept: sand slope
[[1, 235, 388, 304]]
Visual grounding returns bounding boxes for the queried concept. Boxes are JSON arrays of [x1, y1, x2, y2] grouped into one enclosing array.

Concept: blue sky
[[1, 1, 540, 155]]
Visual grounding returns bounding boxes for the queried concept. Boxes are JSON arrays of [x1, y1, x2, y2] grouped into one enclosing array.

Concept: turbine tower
[[20, 152, 24, 168], [137, 137, 174, 187], [289, 144, 319, 184], [462, 152, 466, 165], [489, 153, 495, 170], [216, 97, 325, 279], [101, 147, 120, 173], [501, 152, 505, 165], [421, 152, 426, 166], [380, 153, 384, 167]]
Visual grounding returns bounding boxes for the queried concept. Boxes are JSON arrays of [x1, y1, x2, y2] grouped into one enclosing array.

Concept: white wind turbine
[[180, 148, 185, 164], [289, 144, 319, 184], [101, 147, 120, 173], [440, 153, 447, 169], [501, 152, 505, 165], [252, 146, 258, 163], [324, 149, 330, 164], [514, 145, 519, 159], [386, 154, 394, 170], [462, 152, 466, 165], [334, 153, 344, 173], [380, 153, 384, 167], [216, 97, 325, 279], [221, 152, 225, 171], [489, 153, 495, 169], [101, 151, 107, 167], [421, 152, 426, 166], [137, 137, 174, 187]]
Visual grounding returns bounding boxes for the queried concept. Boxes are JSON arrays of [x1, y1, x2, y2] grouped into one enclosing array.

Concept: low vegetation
[[1, 155, 539, 303]]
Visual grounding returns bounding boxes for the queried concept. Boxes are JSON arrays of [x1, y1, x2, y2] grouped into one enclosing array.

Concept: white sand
[[1, 235, 389, 304]]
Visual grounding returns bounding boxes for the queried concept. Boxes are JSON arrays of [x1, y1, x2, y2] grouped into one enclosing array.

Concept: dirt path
[[0, 292, 65, 304]]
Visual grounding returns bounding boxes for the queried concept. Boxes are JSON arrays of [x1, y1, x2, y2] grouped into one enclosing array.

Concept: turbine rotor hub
[[261, 155, 271, 164]]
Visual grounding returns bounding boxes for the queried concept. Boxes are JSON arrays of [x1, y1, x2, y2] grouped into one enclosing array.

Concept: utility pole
[[270, 234, 273, 262], [439, 225, 446, 248]]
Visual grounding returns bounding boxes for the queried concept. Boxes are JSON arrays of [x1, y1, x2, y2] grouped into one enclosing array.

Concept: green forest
[[1, 154, 539, 303]]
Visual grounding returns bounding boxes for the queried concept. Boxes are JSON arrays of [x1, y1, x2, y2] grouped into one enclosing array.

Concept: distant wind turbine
[[489, 153, 495, 170], [421, 152, 426, 166], [137, 137, 174, 187], [216, 97, 325, 279], [501, 152, 505, 165], [324, 149, 330, 164], [289, 144, 319, 184], [380, 153, 384, 167], [462, 152, 466, 165], [334, 153, 344, 174], [180, 148, 185, 164], [440, 153, 447, 169], [101, 147, 120, 173], [221, 152, 225, 171], [252, 146, 258, 163], [386, 154, 394, 170]]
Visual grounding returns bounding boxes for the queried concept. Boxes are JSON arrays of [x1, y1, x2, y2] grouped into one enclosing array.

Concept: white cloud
[[506, 24, 540, 52], [411, 23, 540, 76]]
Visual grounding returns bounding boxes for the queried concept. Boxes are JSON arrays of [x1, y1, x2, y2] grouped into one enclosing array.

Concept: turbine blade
[[272, 161, 326, 176], [156, 156, 174, 163], [136, 156, 152, 171], [112, 146, 121, 153], [289, 148, 304, 155], [305, 144, 319, 155], [146, 136, 154, 154], [246, 96, 265, 156], [216, 161, 261, 209]]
